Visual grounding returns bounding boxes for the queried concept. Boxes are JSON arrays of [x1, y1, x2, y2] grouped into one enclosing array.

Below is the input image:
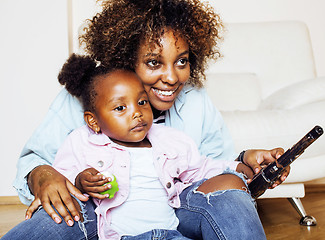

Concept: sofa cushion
[[205, 72, 262, 111], [259, 77, 325, 110]]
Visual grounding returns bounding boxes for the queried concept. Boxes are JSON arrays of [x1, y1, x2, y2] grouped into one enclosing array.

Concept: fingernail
[[74, 215, 80, 222], [25, 215, 29, 220], [54, 217, 61, 224], [68, 220, 74, 226]]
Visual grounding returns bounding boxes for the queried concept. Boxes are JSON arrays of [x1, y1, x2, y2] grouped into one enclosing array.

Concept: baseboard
[[0, 196, 22, 205]]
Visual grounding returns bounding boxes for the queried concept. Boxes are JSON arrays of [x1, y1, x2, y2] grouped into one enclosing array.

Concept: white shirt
[[110, 147, 179, 236]]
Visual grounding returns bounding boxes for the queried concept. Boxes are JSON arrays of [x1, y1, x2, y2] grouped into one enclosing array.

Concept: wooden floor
[[258, 185, 325, 240], [1, 186, 325, 239]]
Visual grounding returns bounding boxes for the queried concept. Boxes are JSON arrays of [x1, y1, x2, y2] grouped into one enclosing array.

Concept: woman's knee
[[197, 174, 247, 194]]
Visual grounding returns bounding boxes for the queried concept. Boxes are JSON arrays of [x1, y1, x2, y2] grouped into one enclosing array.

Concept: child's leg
[[1, 198, 98, 240], [176, 173, 266, 240], [121, 229, 192, 240]]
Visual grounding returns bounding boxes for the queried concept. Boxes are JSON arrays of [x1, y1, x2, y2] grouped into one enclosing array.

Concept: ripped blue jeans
[[3, 173, 265, 240], [176, 176, 266, 240], [1, 197, 98, 240]]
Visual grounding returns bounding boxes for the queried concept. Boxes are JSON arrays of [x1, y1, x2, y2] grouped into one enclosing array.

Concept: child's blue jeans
[[2, 179, 266, 240]]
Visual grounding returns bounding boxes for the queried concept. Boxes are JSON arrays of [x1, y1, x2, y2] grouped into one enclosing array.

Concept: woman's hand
[[25, 165, 88, 226], [236, 163, 254, 180], [242, 148, 290, 187], [75, 168, 111, 200]]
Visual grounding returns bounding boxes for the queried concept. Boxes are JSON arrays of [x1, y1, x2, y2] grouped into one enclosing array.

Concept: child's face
[[135, 29, 190, 111], [93, 70, 153, 147]]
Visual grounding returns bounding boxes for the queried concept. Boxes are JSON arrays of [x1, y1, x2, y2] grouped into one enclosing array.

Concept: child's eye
[[146, 59, 160, 68], [114, 106, 126, 111], [138, 100, 148, 106]]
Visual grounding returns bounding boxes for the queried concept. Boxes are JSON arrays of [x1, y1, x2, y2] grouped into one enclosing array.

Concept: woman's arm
[[14, 89, 87, 225]]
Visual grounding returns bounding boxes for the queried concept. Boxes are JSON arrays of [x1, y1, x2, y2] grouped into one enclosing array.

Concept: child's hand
[[75, 168, 112, 199], [236, 163, 254, 182]]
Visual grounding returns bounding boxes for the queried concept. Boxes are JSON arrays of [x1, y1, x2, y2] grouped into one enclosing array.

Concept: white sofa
[[205, 21, 325, 225]]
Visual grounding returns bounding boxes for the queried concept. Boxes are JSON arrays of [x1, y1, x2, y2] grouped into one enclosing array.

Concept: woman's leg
[[176, 173, 266, 240], [2, 199, 98, 240]]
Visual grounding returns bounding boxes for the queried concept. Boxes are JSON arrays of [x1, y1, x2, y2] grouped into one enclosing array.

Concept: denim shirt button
[[166, 182, 172, 188]]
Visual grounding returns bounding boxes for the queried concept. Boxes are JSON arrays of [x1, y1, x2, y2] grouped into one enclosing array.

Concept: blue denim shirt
[[13, 85, 236, 205]]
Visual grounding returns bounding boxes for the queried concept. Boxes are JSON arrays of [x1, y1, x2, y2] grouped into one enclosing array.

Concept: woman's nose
[[162, 66, 178, 85]]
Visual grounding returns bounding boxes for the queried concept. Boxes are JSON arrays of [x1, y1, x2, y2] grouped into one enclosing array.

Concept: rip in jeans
[[192, 168, 255, 207], [72, 196, 95, 240]]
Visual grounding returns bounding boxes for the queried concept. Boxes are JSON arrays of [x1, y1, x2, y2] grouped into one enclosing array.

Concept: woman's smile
[[152, 87, 179, 101]]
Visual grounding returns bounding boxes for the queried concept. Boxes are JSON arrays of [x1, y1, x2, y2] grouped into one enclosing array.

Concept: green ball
[[100, 172, 119, 199]]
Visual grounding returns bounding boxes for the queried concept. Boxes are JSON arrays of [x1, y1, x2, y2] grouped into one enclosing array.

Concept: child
[[52, 53, 251, 240]]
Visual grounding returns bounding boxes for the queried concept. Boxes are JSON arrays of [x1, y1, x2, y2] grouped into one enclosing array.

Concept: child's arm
[[75, 168, 112, 200]]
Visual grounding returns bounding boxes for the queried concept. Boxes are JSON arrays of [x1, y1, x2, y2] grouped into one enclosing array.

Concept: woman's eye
[[177, 58, 189, 67], [138, 100, 148, 106], [114, 106, 126, 111]]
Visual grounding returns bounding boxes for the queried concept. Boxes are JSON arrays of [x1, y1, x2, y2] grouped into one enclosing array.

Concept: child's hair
[[58, 53, 111, 113], [80, 0, 224, 88]]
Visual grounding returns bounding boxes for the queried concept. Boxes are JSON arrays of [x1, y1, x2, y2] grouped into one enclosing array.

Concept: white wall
[[1, 0, 324, 197], [0, 0, 68, 196]]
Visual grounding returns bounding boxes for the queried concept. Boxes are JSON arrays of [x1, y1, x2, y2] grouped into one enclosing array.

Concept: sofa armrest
[[259, 77, 325, 110]]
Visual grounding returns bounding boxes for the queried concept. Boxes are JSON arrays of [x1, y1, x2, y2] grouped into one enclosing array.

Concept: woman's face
[[135, 30, 190, 111]]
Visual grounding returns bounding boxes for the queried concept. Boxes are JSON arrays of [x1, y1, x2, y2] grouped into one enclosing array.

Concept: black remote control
[[248, 125, 323, 199]]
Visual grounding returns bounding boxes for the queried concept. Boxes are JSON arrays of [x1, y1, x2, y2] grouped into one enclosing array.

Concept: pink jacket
[[53, 124, 239, 240]]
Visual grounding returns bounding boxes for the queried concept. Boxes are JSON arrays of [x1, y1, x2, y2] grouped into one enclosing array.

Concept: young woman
[[10, 0, 288, 239]]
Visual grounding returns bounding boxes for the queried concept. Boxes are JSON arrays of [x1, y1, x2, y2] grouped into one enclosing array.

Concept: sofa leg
[[287, 197, 317, 226]]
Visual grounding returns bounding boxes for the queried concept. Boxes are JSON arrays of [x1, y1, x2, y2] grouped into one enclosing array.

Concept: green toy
[[100, 171, 119, 199]]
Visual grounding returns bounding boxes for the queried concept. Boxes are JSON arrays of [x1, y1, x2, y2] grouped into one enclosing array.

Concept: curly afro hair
[[80, 0, 224, 88], [58, 53, 112, 112]]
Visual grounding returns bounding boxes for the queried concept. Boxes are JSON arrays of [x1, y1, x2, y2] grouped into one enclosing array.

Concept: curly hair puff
[[80, 0, 224, 87], [58, 53, 112, 112]]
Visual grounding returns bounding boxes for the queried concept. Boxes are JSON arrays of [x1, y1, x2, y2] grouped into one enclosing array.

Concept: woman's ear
[[84, 111, 101, 134]]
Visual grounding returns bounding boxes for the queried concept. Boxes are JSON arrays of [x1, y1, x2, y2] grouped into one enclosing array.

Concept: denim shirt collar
[[174, 84, 194, 112], [165, 84, 194, 129]]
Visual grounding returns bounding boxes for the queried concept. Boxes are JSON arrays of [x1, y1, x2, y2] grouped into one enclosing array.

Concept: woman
[[9, 0, 288, 239]]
